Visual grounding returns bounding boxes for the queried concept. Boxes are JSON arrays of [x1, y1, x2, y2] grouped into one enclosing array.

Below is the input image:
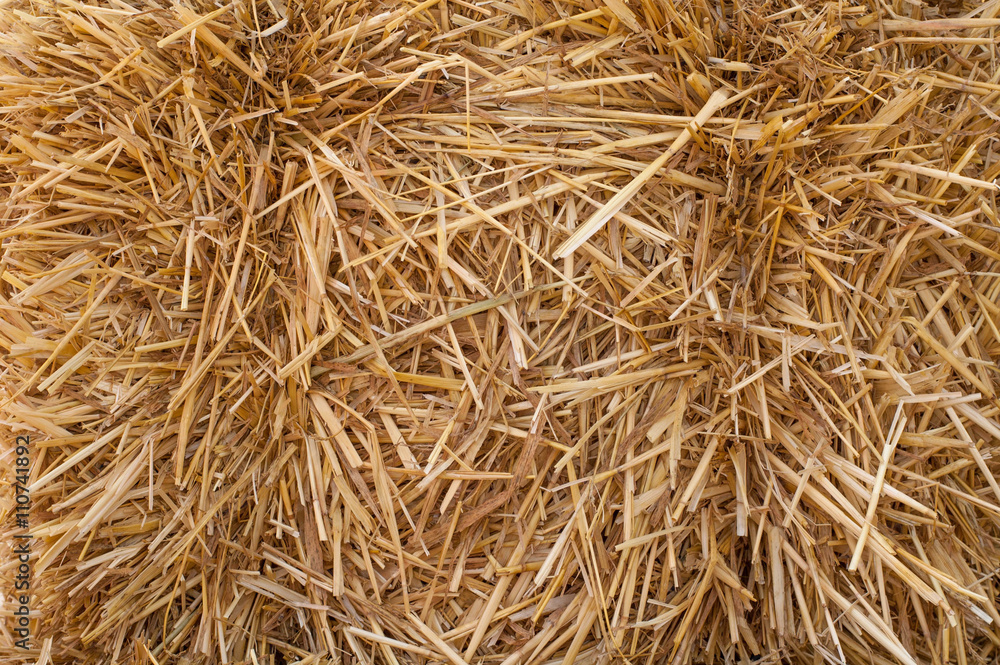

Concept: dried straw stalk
[[2, 0, 1000, 664]]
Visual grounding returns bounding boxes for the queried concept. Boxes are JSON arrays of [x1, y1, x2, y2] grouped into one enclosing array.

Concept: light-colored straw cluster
[[2, 0, 1000, 663]]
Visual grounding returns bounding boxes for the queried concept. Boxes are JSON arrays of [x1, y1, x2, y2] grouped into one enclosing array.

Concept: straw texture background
[[2, 0, 1000, 664]]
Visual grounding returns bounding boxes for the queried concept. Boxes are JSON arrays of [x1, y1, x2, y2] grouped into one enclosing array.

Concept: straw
[[2, 0, 1000, 664]]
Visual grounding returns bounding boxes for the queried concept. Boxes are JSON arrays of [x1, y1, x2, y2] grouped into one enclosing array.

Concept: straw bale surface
[[2, 0, 1000, 664]]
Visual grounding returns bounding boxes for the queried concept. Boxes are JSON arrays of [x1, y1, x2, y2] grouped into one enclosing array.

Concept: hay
[[2, 0, 1000, 663]]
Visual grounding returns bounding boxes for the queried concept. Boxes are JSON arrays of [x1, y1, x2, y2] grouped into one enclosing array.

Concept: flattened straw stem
[[849, 403, 906, 571], [553, 89, 730, 259]]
